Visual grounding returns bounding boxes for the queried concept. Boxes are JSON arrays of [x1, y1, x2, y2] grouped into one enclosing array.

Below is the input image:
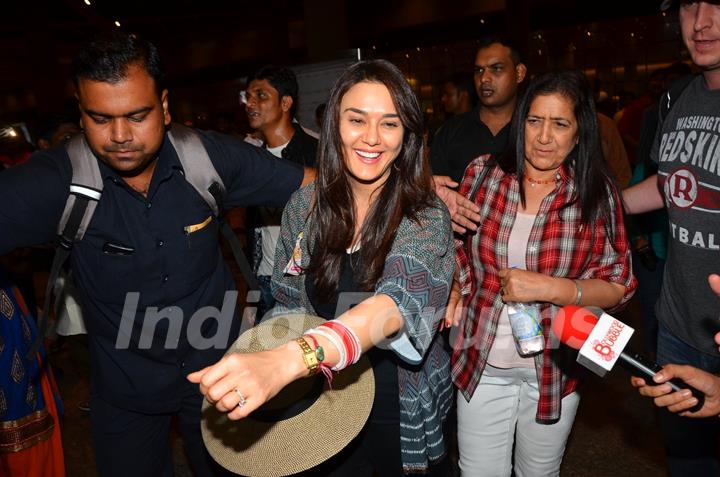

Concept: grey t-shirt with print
[[651, 75, 720, 356]]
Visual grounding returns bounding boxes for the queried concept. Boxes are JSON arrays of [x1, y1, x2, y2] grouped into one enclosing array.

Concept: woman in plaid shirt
[[446, 70, 636, 476]]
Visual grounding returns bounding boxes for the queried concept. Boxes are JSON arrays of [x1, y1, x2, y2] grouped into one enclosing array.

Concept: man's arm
[[433, 176, 480, 233], [622, 174, 664, 214], [0, 152, 68, 255], [205, 131, 305, 209], [631, 274, 720, 417], [631, 364, 720, 418]]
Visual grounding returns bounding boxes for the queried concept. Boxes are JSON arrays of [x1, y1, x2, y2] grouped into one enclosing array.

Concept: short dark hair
[[73, 32, 165, 95], [446, 72, 475, 97], [248, 66, 299, 117], [477, 36, 523, 66]]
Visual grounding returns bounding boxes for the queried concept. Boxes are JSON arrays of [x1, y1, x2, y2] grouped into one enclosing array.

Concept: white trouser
[[456, 365, 580, 477]]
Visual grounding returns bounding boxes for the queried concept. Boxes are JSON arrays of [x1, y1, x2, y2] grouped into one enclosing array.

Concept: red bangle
[[322, 322, 355, 360], [322, 321, 361, 365]]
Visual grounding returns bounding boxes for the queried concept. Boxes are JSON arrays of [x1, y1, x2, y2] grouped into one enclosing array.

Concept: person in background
[[625, 2, 720, 474], [440, 71, 475, 118], [596, 111, 631, 187], [618, 68, 666, 165], [429, 36, 527, 183], [315, 102, 327, 130], [36, 115, 80, 150], [426, 71, 475, 149], [244, 66, 318, 321], [447, 70, 636, 476], [633, 274, 720, 419], [0, 266, 65, 477], [190, 59, 455, 476]]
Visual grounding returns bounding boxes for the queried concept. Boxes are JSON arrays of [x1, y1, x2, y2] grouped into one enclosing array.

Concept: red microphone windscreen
[[552, 305, 600, 350]]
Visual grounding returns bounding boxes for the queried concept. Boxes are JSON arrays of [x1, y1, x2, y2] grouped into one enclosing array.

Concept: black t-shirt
[[305, 251, 400, 424], [429, 106, 511, 183], [0, 129, 304, 412]]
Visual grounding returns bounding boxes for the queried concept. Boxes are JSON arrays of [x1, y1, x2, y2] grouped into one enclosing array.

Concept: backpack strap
[[167, 124, 224, 216], [28, 134, 103, 359], [210, 185, 260, 291], [659, 74, 695, 126], [167, 124, 259, 291]]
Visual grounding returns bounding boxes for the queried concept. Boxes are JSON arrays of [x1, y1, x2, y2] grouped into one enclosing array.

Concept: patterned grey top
[[271, 182, 455, 472]]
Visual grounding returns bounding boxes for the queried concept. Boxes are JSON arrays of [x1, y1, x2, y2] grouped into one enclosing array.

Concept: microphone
[[553, 305, 704, 413]]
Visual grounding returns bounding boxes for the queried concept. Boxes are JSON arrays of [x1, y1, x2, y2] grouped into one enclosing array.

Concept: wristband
[[308, 328, 347, 371]]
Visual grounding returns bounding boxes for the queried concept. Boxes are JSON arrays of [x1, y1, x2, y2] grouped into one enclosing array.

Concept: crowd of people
[[1, 1, 720, 477]]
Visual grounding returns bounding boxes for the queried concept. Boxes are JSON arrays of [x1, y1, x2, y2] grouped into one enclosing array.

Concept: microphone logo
[[591, 319, 626, 362], [592, 339, 616, 361]]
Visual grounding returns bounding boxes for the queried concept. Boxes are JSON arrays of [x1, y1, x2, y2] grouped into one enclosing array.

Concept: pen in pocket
[[184, 216, 213, 249]]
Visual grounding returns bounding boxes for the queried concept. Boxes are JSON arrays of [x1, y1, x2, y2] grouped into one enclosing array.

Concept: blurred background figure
[[617, 68, 666, 166], [0, 265, 66, 477], [315, 102, 326, 130], [440, 71, 475, 118], [35, 115, 80, 150]]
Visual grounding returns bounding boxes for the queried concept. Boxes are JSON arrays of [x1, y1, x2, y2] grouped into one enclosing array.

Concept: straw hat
[[201, 313, 375, 477]]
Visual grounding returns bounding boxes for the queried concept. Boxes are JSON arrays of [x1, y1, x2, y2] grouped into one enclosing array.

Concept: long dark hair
[[496, 70, 613, 224], [308, 59, 435, 299]]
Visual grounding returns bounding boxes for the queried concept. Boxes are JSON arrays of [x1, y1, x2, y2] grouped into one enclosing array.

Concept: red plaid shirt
[[452, 155, 636, 422]]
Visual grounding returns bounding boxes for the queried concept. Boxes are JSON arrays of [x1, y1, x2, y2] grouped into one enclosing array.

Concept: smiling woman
[[339, 82, 404, 188], [190, 60, 455, 476]]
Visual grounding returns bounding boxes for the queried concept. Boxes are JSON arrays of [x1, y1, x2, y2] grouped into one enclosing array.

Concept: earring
[[392, 161, 400, 171]]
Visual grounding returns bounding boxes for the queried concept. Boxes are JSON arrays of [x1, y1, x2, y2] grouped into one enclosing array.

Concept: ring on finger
[[234, 388, 247, 408]]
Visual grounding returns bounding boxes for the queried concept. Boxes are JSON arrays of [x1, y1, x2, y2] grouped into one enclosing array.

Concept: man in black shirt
[[0, 32, 313, 477], [430, 37, 527, 183]]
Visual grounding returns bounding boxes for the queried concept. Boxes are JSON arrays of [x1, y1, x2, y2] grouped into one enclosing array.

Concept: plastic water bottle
[[506, 302, 544, 356]]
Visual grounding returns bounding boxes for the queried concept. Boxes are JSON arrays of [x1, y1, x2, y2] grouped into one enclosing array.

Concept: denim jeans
[[656, 324, 720, 477], [632, 253, 665, 355]]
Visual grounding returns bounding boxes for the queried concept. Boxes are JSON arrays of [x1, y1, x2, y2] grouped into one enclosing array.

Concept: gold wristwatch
[[296, 337, 321, 376]]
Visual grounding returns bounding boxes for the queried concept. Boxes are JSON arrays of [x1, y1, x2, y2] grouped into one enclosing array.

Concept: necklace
[[524, 174, 558, 187]]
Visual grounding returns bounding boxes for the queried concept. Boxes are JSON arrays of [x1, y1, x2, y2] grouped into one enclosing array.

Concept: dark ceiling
[[0, 0, 670, 121]]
